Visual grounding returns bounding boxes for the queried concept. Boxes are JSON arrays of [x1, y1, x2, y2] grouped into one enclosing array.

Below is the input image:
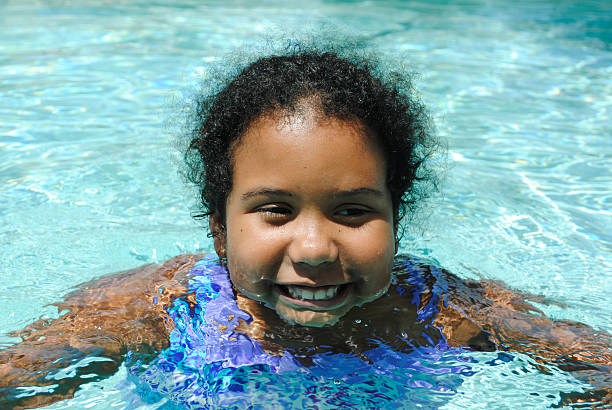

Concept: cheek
[[348, 223, 395, 290], [227, 226, 283, 269], [225, 219, 285, 287], [226, 255, 271, 301], [349, 222, 395, 262]]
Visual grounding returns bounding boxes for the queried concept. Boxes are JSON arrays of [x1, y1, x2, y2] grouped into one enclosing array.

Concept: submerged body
[[1, 253, 610, 408], [131, 255, 470, 407]]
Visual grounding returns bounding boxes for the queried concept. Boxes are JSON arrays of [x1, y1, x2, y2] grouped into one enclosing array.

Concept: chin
[[276, 305, 349, 327]]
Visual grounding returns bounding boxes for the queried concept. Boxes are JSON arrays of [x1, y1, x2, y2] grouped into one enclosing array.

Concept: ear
[[209, 213, 227, 259]]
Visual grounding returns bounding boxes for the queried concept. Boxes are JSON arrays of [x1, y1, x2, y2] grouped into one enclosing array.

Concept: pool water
[[1, 0, 610, 408]]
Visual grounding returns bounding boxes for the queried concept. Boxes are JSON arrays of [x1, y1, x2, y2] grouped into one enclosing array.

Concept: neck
[[233, 283, 432, 360]]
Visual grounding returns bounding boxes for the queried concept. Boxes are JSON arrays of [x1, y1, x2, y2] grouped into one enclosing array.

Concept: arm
[[0, 254, 201, 409], [434, 272, 611, 406]]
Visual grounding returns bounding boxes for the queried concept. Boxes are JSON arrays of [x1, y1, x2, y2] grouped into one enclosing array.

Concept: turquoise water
[[1, 0, 610, 408]]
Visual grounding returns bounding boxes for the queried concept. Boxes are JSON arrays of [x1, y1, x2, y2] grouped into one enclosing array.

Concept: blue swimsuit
[[127, 256, 472, 408]]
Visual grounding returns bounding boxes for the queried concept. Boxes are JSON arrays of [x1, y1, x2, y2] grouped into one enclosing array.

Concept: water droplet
[[334, 379, 340, 385], [401, 332, 407, 338], [354, 319, 361, 324]]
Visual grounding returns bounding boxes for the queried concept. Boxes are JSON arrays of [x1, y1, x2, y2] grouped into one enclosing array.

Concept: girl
[[1, 45, 610, 408]]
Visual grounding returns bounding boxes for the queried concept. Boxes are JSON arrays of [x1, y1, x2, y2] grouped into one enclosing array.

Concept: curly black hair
[[183, 43, 440, 234]]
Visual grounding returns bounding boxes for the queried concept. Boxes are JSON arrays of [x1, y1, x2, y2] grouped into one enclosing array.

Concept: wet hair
[[184, 42, 440, 234]]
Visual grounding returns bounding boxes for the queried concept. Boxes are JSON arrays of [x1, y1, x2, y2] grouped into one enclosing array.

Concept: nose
[[287, 214, 338, 268]]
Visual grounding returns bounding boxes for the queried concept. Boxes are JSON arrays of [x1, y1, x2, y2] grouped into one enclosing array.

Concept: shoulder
[[0, 254, 206, 408], [15, 254, 206, 351], [391, 254, 496, 350], [391, 254, 469, 297], [60, 253, 204, 305], [392, 254, 491, 303], [70, 253, 204, 291]]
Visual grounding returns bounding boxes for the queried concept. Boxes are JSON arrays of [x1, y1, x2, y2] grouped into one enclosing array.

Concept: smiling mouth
[[275, 283, 351, 309]]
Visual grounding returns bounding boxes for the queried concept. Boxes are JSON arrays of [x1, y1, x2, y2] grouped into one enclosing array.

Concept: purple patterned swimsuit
[[128, 256, 472, 408]]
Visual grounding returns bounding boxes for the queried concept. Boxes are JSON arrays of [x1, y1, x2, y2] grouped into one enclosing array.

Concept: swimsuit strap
[[159, 257, 299, 372]]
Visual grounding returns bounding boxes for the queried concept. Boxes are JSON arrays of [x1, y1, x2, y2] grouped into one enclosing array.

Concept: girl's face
[[213, 109, 396, 326]]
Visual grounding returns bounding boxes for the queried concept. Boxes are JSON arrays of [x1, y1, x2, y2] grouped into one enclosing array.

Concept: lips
[[275, 283, 350, 309]]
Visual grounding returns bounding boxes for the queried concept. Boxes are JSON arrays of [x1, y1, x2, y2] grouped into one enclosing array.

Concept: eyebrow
[[240, 187, 384, 201], [241, 189, 293, 201]]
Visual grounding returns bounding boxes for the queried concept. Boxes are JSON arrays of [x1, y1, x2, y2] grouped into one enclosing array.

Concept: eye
[[255, 204, 293, 223], [334, 206, 373, 228], [335, 205, 372, 219], [336, 208, 369, 217], [257, 206, 291, 215]]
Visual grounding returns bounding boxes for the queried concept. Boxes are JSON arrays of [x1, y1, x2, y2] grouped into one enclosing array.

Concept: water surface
[[1, 0, 610, 408]]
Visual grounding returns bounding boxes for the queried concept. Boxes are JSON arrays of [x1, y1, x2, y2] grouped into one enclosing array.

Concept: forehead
[[231, 112, 387, 192]]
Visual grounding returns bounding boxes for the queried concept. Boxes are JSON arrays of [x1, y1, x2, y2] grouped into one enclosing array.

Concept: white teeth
[[314, 289, 326, 300], [286, 285, 340, 300]]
